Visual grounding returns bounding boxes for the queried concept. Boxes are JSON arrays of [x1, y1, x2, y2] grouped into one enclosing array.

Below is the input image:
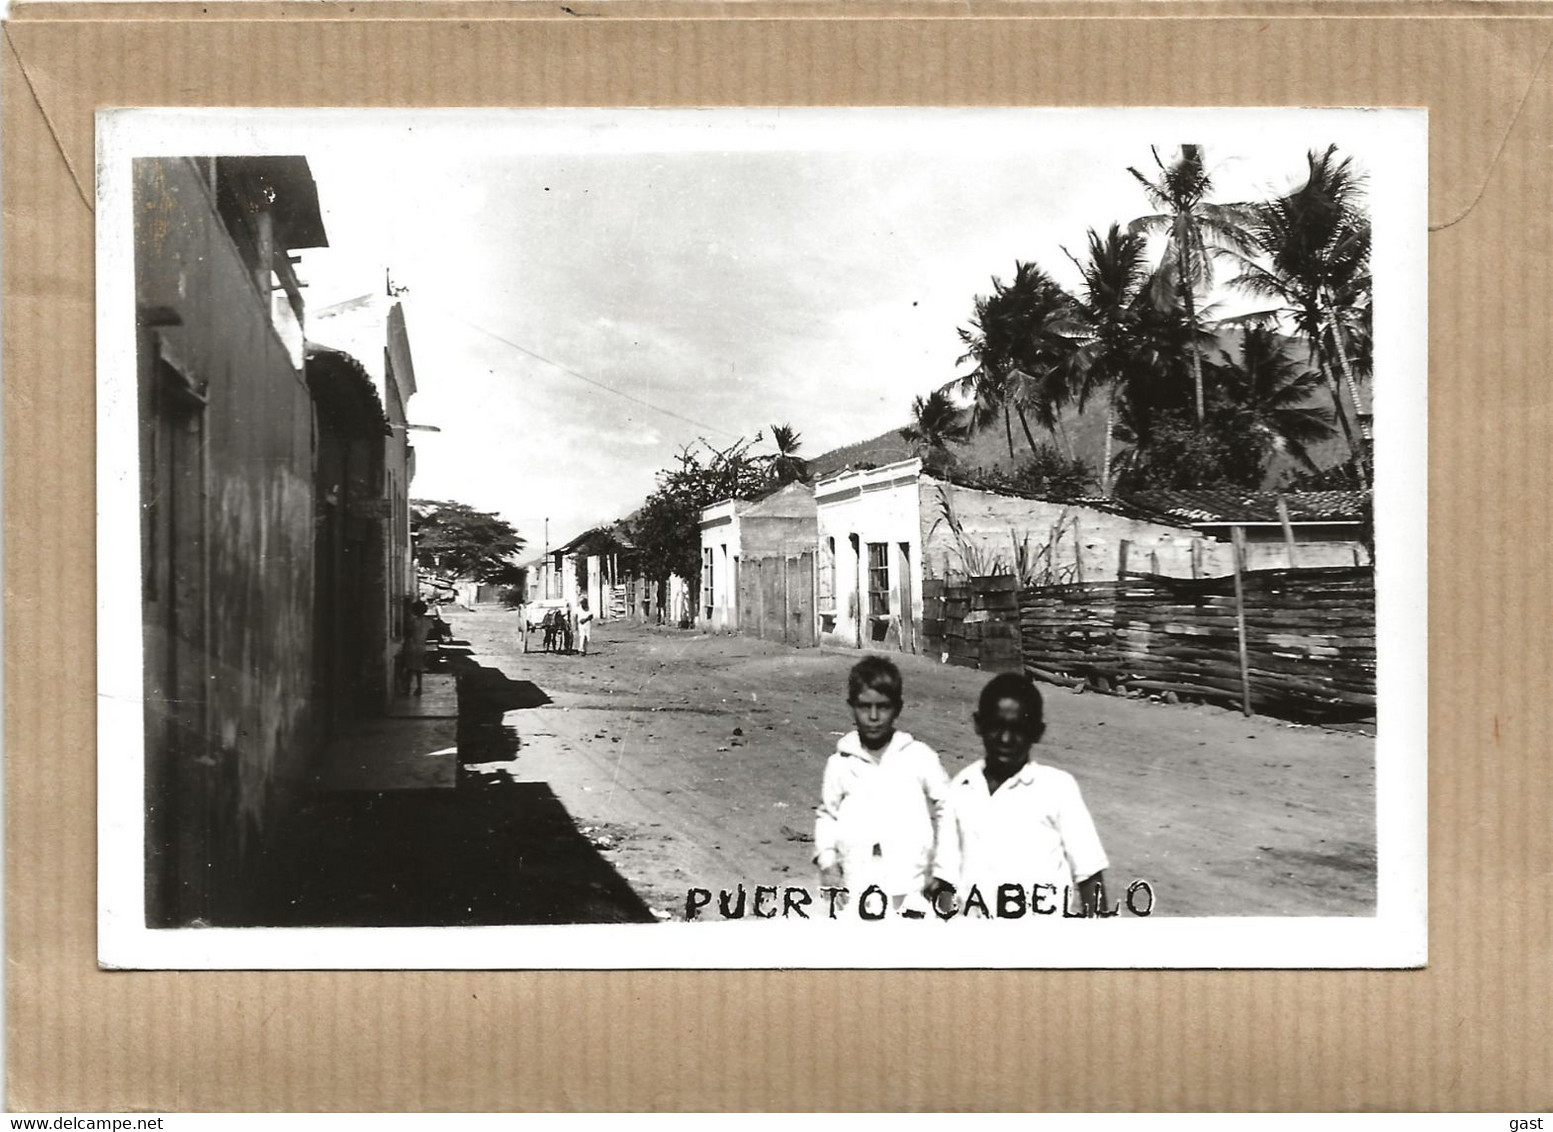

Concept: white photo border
[[96, 107, 1427, 969]]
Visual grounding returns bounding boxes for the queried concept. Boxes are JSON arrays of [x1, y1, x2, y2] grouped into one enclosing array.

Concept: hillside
[[808, 383, 1358, 492], [808, 331, 1367, 491]]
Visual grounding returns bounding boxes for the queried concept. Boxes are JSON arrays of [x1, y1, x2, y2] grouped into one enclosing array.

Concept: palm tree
[[955, 262, 1077, 459], [767, 423, 809, 486], [1210, 325, 1337, 475], [900, 390, 972, 468], [1233, 146, 1372, 479], [1060, 224, 1161, 496], [1128, 144, 1255, 425]]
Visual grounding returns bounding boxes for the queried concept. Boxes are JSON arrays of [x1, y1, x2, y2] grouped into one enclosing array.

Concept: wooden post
[[1276, 495, 1299, 569], [1230, 525, 1253, 717], [1149, 549, 1160, 574], [1073, 515, 1084, 583], [1118, 539, 1130, 578], [1191, 538, 1202, 579]]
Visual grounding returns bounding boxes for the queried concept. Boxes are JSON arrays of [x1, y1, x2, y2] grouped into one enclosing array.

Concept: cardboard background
[[5, 2, 1549, 1111]]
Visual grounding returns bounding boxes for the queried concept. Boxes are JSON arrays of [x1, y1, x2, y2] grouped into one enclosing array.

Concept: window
[[702, 546, 715, 619], [867, 542, 890, 618]]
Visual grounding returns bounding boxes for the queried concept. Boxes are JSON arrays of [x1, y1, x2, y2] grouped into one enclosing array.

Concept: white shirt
[[934, 758, 1108, 896], [813, 729, 949, 897]]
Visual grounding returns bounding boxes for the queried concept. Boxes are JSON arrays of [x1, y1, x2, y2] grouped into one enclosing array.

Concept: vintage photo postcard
[[96, 107, 1426, 969]]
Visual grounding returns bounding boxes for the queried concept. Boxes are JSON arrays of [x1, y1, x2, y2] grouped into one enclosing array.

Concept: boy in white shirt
[[932, 672, 1108, 917], [814, 656, 950, 913]]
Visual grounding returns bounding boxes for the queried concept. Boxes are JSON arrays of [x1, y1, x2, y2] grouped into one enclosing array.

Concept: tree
[[768, 423, 810, 486], [411, 500, 525, 582], [1060, 224, 1170, 496], [1128, 144, 1255, 425], [1233, 146, 1372, 479], [1114, 327, 1338, 492], [900, 389, 972, 472], [1208, 324, 1337, 477], [1113, 407, 1268, 491], [955, 261, 1077, 459], [1010, 443, 1095, 500], [627, 436, 770, 604]]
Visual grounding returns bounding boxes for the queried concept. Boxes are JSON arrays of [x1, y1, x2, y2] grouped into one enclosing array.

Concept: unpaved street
[[453, 608, 1376, 919]]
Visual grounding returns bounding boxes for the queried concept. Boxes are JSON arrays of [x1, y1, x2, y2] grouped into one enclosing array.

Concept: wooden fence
[[922, 575, 1024, 673], [736, 551, 817, 648], [1018, 566, 1376, 719]]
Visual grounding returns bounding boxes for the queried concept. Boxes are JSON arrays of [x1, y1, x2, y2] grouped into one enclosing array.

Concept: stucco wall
[[740, 515, 817, 559], [1227, 526, 1370, 571], [135, 157, 318, 924], [919, 477, 1234, 584]]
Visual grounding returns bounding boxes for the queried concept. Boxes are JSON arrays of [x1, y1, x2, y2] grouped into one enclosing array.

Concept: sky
[[288, 109, 1385, 556]]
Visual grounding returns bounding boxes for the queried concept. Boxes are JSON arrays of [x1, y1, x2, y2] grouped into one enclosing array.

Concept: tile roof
[[1123, 489, 1369, 525]]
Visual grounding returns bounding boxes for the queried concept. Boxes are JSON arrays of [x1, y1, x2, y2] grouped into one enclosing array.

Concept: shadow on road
[[243, 643, 655, 927], [456, 662, 551, 766], [249, 774, 655, 926]]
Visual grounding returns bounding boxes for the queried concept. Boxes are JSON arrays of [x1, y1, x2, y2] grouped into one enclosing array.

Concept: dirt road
[[453, 607, 1376, 919]]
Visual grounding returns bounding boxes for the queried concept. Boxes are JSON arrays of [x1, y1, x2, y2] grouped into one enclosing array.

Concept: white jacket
[[813, 729, 950, 897]]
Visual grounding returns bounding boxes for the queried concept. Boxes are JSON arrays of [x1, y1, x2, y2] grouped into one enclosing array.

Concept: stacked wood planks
[[922, 578, 947, 657], [1017, 567, 1376, 720], [972, 575, 1025, 674], [922, 574, 1024, 673]]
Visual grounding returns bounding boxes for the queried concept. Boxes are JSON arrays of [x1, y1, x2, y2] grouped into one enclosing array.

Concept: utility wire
[[429, 304, 739, 439]]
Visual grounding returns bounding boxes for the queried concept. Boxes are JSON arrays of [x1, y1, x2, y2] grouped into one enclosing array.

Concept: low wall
[[920, 478, 1233, 584]]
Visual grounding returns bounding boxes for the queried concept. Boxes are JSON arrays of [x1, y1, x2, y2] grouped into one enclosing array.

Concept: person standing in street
[[577, 597, 594, 656], [402, 600, 431, 696]]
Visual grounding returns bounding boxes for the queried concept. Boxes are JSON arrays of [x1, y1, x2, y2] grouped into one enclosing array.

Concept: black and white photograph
[[96, 108, 1427, 969]]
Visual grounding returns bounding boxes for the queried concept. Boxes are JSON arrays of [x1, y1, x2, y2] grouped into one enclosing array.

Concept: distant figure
[[542, 609, 561, 653], [562, 604, 576, 654], [577, 598, 594, 656], [402, 600, 431, 696]]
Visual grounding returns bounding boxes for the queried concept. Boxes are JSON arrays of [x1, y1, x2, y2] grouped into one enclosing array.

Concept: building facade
[[135, 159, 422, 926], [134, 156, 328, 925], [698, 483, 818, 634], [307, 294, 420, 707], [813, 459, 1236, 654]]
